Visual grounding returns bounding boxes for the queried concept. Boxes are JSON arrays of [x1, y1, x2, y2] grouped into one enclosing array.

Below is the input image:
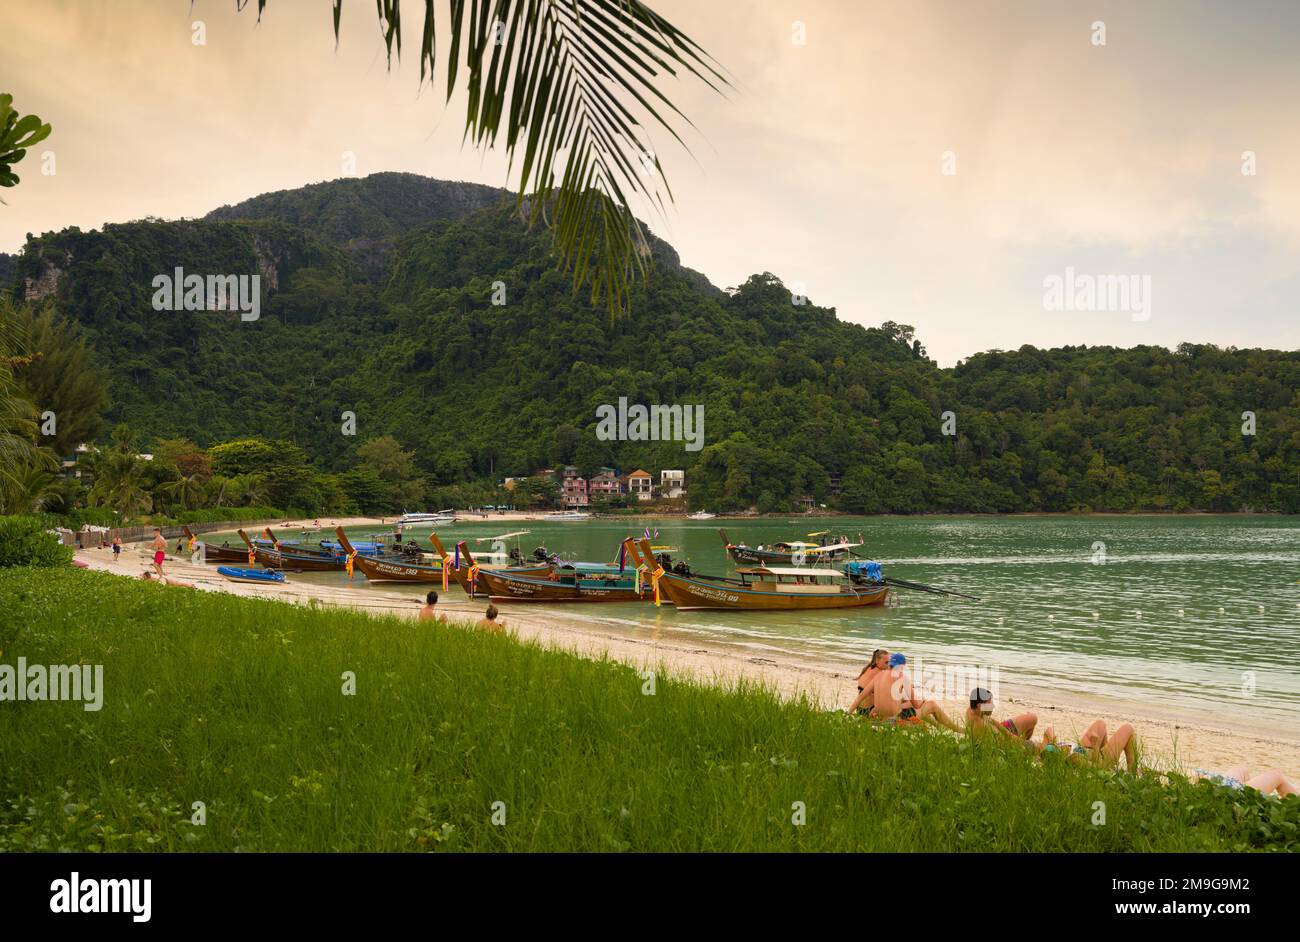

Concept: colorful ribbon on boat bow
[[346, 551, 356, 580], [247, 548, 255, 565], [467, 564, 481, 598], [647, 562, 665, 606]]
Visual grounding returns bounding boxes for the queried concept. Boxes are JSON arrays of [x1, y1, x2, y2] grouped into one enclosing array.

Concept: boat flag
[[643, 526, 659, 540]]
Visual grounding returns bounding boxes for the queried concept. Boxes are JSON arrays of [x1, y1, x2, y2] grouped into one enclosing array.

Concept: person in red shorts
[[150, 527, 167, 576]]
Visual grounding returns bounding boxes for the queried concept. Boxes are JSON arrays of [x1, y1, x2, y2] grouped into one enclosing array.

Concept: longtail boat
[[238, 529, 348, 571], [333, 528, 550, 585], [182, 525, 248, 563], [718, 528, 861, 566], [631, 538, 887, 612], [451, 542, 650, 603]]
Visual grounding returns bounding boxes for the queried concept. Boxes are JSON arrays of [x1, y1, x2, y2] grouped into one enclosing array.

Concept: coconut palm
[[0, 315, 49, 498], [239, 0, 727, 319], [85, 425, 153, 521], [0, 458, 63, 515], [157, 472, 208, 514]]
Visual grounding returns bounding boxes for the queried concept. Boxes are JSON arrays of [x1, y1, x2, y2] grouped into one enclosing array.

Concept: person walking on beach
[[418, 591, 441, 623], [846, 648, 889, 715], [476, 604, 504, 633], [150, 528, 167, 576], [965, 687, 1038, 742], [868, 653, 961, 731], [112, 536, 122, 563]]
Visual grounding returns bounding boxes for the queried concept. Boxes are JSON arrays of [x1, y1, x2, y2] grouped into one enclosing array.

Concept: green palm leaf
[[240, 0, 727, 318]]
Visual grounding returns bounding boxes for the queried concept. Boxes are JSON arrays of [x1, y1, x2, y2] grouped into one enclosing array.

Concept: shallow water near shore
[[215, 515, 1300, 736]]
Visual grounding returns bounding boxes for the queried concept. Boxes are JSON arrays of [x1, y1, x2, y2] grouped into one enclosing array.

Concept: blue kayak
[[217, 566, 287, 585]]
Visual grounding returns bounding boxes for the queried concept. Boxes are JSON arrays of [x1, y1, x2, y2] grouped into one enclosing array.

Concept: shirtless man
[[965, 687, 1038, 741], [140, 571, 196, 588], [150, 528, 167, 575], [868, 653, 961, 731], [846, 649, 889, 715], [418, 591, 442, 622]]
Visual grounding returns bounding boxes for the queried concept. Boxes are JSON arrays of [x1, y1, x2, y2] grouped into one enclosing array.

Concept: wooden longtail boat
[[451, 542, 650, 603], [630, 539, 887, 612], [718, 529, 860, 566], [182, 525, 248, 563], [238, 529, 348, 571], [333, 529, 550, 585]]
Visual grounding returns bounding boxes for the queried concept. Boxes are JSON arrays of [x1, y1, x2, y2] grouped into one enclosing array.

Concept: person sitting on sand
[[846, 648, 889, 716], [868, 653, 961, 731], [476, 604, 504, 633], [965, 687, 1038, 741], [418, 591, 442, 623], [1039, 719, 1139, 771], [1192, 766, 1297, 798]]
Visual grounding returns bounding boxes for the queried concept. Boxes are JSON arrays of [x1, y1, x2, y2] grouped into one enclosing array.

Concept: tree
[[6, 299, 110, 455], [238, 0, 726, 318], [86, 425, 153, 520], [356, 435, 425, 511], [0, 94, 51, 196]]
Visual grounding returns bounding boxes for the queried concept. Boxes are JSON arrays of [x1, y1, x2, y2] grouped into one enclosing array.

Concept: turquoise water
[[214, 515, 1300, 731]]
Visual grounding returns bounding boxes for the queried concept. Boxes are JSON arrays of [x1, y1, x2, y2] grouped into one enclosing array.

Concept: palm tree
[[85, 425, 154, 521], [240, 0, 727, 319], [0, 314, 49, 499], [0, 459, 63, 515], [157, 472, 208, 514]]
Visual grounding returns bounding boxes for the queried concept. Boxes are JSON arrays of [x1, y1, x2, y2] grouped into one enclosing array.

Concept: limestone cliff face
[[21, 247, 71, 300], [250, 233, 282, 292]]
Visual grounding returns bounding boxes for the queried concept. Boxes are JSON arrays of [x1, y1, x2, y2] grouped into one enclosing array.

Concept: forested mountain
[[6, 174, 1298, 514]]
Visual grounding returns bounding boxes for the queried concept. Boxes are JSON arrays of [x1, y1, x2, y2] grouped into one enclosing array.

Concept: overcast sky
[[3, 0, 1298, 365]]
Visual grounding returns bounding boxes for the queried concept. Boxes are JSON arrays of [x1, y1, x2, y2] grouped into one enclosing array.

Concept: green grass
[[1, 568, 1297, 852]]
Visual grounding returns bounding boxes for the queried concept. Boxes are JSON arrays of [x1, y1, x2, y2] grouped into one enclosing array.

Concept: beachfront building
[[627, 469, 654, 501], [561, 467, 589, 509], [660, 469, 685, 499], [588, 469, 623, 498]]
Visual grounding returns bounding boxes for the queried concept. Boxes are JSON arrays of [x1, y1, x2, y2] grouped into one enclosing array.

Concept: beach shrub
[[0, 515, 74, 568]]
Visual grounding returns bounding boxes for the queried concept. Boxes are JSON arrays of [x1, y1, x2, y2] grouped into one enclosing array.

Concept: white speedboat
[[396, 510, 457, 527], [687, 510, 717, 519], [543, 511, 591, 521]]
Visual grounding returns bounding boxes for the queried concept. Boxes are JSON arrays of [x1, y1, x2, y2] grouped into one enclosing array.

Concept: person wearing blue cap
[[865, 652, 961, 731]]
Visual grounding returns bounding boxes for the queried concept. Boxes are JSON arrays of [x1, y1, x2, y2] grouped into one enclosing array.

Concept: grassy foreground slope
[[1, 569, 1296, 852]]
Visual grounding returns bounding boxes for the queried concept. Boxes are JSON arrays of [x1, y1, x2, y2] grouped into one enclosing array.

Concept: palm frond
[[244, 0, 728, 318]]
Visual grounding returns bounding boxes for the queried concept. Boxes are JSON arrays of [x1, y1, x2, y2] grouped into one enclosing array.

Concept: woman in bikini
[[846, 649, 889, 716], [965, 687, 1038, 741], [1192, 766, 1297, 798], [1039, 719, 1139, 771]]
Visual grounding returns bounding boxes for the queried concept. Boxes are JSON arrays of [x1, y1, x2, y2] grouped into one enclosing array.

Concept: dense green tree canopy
[[7, 175, 1298, 516]]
